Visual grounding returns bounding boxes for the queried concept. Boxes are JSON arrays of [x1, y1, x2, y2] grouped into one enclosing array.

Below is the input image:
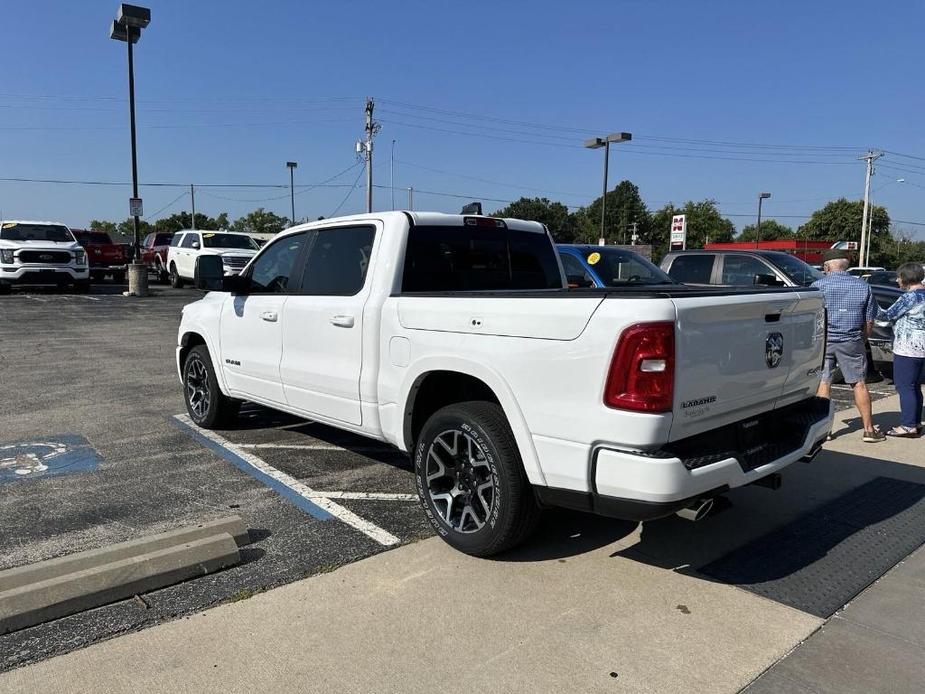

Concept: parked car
[[865, 270, 898, 287], [557, 244, 676, 288], [140, 231, 175, 284], [848, 266, 885, 279], [71, 229, 128, 283], [0, 220, 89, 293], [660, 249, 892, 379], [166, 230, 259, 288], [177, 211, 832, 557]]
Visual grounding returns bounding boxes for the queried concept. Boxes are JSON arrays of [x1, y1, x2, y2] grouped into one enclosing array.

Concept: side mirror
[[191, 240, 201, 250], [754, 273, 784, 287], [194, 255, 225, 291]]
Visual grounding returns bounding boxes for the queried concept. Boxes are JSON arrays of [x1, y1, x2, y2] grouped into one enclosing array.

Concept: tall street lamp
[[286, 161, 298, 225], [755, 192, 771, 248], [110, 3, 150, 295], [584, 132, 632, 244]]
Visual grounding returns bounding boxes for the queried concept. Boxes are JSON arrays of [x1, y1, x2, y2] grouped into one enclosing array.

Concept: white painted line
[[174, 415, 401, 546], [311, 491, 417, 502], [238, 443, 395, 453]]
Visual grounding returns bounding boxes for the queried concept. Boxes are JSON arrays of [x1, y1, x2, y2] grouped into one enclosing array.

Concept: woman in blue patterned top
[[878, 262, 925, 437]]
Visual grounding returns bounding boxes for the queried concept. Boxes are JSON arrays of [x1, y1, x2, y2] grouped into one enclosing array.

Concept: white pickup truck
[[177, 211, 833, 556]]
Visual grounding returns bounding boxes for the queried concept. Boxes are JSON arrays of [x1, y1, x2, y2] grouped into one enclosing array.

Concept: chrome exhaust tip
[[676, 498, 714, 522]]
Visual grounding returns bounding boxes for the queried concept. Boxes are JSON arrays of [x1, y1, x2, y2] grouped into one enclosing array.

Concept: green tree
[[573, 180, 651, 245], [116, 217, 152, 239], [797, 198, 889, 242], [151, 211, 227, 234], [737, 220, 795, 242], [89, 219, 117, 234], [647, 199, 735, 258], [231, 208, 290, 235], [491, 197, 577, 242], [874, 229, 925, 268]]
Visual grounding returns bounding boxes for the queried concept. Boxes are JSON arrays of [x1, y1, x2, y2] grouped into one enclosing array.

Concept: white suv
[[0, 220, 89, 293], [166, 230, 259, 288]]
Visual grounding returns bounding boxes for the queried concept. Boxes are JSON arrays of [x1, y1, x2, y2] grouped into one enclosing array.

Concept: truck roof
[[283, 210, 547, 236], [0, 219, 71, 227]]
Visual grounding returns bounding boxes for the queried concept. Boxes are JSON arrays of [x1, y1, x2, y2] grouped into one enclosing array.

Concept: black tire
[[414, 401, 539, 557], [111, 271, 126, 284], [182, 345, 240, 429], [0, 282, 11, 295], [156, 261, 169, 285], [72, 280, 90, 294], [169, 263, 184, 288]]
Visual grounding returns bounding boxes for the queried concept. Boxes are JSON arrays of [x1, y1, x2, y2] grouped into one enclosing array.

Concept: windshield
[[582, 248, 675, 286], [0, 223, 74, 243], [770, 253, 823, 286], [201, 233, 259, 250]]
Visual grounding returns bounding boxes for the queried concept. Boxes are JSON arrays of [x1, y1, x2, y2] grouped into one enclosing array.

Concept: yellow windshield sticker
[[2, 223, 17, 229], [202, 233, 215, 238], [587, 252, 601, 265]]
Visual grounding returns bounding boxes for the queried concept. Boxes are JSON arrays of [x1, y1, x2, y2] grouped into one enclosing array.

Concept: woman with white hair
[[878, 262, 925, 437]]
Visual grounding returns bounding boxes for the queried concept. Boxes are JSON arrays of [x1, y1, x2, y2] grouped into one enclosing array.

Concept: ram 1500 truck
[[177, 211, 833, 556], [72, 229, 128, 283]]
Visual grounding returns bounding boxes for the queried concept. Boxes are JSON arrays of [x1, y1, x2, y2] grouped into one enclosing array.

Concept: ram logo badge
[[224, 358, 241, 366], [766, 332, 784, 369]]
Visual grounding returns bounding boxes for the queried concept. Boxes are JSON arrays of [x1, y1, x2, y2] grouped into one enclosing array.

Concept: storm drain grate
[[698, 477, 925, 617]]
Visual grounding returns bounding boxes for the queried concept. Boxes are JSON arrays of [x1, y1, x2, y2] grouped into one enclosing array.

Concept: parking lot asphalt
[[0, 284, 432, 671], [0, 283, 912, 683]]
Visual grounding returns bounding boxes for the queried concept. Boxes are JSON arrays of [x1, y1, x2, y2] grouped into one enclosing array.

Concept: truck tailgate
[[669, 290, 825, 441]]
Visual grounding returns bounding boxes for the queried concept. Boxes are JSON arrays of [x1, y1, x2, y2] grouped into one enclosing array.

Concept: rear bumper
[[538, 396, 833, 521], [0, 266, 89, 284]]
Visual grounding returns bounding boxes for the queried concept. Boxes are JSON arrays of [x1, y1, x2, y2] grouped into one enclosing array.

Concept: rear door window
[[170, 233, 184, 247], [666, 255, 715, 284], [402, 225, 562, 292], [181, 234, 199, 249], [720, 255, 774, 286]]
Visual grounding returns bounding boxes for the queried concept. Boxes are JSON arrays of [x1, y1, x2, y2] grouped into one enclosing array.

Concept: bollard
[[127, 262, 149, 297]]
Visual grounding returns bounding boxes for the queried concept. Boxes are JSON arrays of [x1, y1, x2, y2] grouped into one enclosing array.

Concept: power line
[[329, 166, 366, 217], [143, 191, 188, 220]]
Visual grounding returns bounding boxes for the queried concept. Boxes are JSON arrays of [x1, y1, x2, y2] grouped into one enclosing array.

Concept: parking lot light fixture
[[585, 132, 632, 244], [110, 4, 151, 296], [755, 192, 771, 248]]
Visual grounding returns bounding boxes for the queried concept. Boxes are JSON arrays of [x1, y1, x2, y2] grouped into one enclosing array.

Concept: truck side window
[[248, 232, 307, 293], [181, 234, 198, 248], [170, 233, 184, 247], [297, 226, 376, 296], [721, 255, 774, 286], [667, 255, 714, 284]]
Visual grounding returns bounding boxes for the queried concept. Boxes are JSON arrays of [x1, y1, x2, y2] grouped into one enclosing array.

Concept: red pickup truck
[[140, 232, 174, 284], [71, 230, 129, 283]]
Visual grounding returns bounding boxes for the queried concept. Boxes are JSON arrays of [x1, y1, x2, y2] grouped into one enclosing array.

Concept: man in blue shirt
[[813, 249, 884, 442]]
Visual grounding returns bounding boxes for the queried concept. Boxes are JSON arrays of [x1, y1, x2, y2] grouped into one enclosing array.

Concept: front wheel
[[414, 401, 539, 557], [169, 263, 184, 288], [183, 345, 240, 428]]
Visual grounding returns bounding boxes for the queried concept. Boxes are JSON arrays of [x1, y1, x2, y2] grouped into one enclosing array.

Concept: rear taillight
[[604, 322, 675, 412]]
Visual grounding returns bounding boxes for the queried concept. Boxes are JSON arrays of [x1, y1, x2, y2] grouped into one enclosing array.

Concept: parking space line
[[238, 443, 395, 453], [311, 491, 417, 502], [172, 415, 401, 546]]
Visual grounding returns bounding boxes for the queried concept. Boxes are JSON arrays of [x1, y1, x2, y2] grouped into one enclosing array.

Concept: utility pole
[[363, 98, 379, 213], [629, 220, 638, 246], [408, 186, 413, 210], [190, 184, 196, 230], [858, 150, 883, 267], [286, 161, 298, 225], [390, 139, 396, 210]]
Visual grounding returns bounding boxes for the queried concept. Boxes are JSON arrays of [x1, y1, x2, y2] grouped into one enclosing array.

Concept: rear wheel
[[169, 263, 184, 288], [156, 260, 169, 284], [414, 401, 539, 557], [183, 345, 239, 429]]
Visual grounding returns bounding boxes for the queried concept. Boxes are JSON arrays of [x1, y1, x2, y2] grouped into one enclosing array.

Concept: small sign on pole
[[845, 241, 859, 250], [129, 197, 143, 217], [670, 214, 687, 251]]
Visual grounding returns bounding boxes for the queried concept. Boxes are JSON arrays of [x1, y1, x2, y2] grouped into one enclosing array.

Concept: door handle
[[260, 311, 278, 322], [330, 314, 355, 328]]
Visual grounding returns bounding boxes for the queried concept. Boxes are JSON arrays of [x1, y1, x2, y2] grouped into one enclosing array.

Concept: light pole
[[390, 139, 396, 211], [755, 192, 771, 248], [584, 132, 632, 244], [286, 161, 298, 225], [110, 3, 150, 296]]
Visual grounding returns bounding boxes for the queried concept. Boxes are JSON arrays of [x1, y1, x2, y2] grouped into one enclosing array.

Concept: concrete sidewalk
[[2, 394, 922, 694]]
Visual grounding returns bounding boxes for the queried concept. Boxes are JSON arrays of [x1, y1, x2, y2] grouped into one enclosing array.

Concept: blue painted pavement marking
[[0, 434, 101, 484]]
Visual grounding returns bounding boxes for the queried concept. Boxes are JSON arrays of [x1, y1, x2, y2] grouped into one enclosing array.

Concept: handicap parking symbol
[[0, 434, 101, 483]]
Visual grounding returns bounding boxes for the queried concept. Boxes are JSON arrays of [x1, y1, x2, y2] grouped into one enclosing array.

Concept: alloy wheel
[[425, 429, 495, 533], [185, 357, 211, 420]]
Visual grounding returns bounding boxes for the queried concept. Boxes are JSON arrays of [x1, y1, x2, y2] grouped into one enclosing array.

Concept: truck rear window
[[402, 225, 562, 292]]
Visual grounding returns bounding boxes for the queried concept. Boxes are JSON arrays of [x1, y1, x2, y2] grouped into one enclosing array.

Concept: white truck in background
[[177, 211, 833, 556]]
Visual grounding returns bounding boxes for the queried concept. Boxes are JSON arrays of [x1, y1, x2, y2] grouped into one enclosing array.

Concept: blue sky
[[2, 0, 923, 239]]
